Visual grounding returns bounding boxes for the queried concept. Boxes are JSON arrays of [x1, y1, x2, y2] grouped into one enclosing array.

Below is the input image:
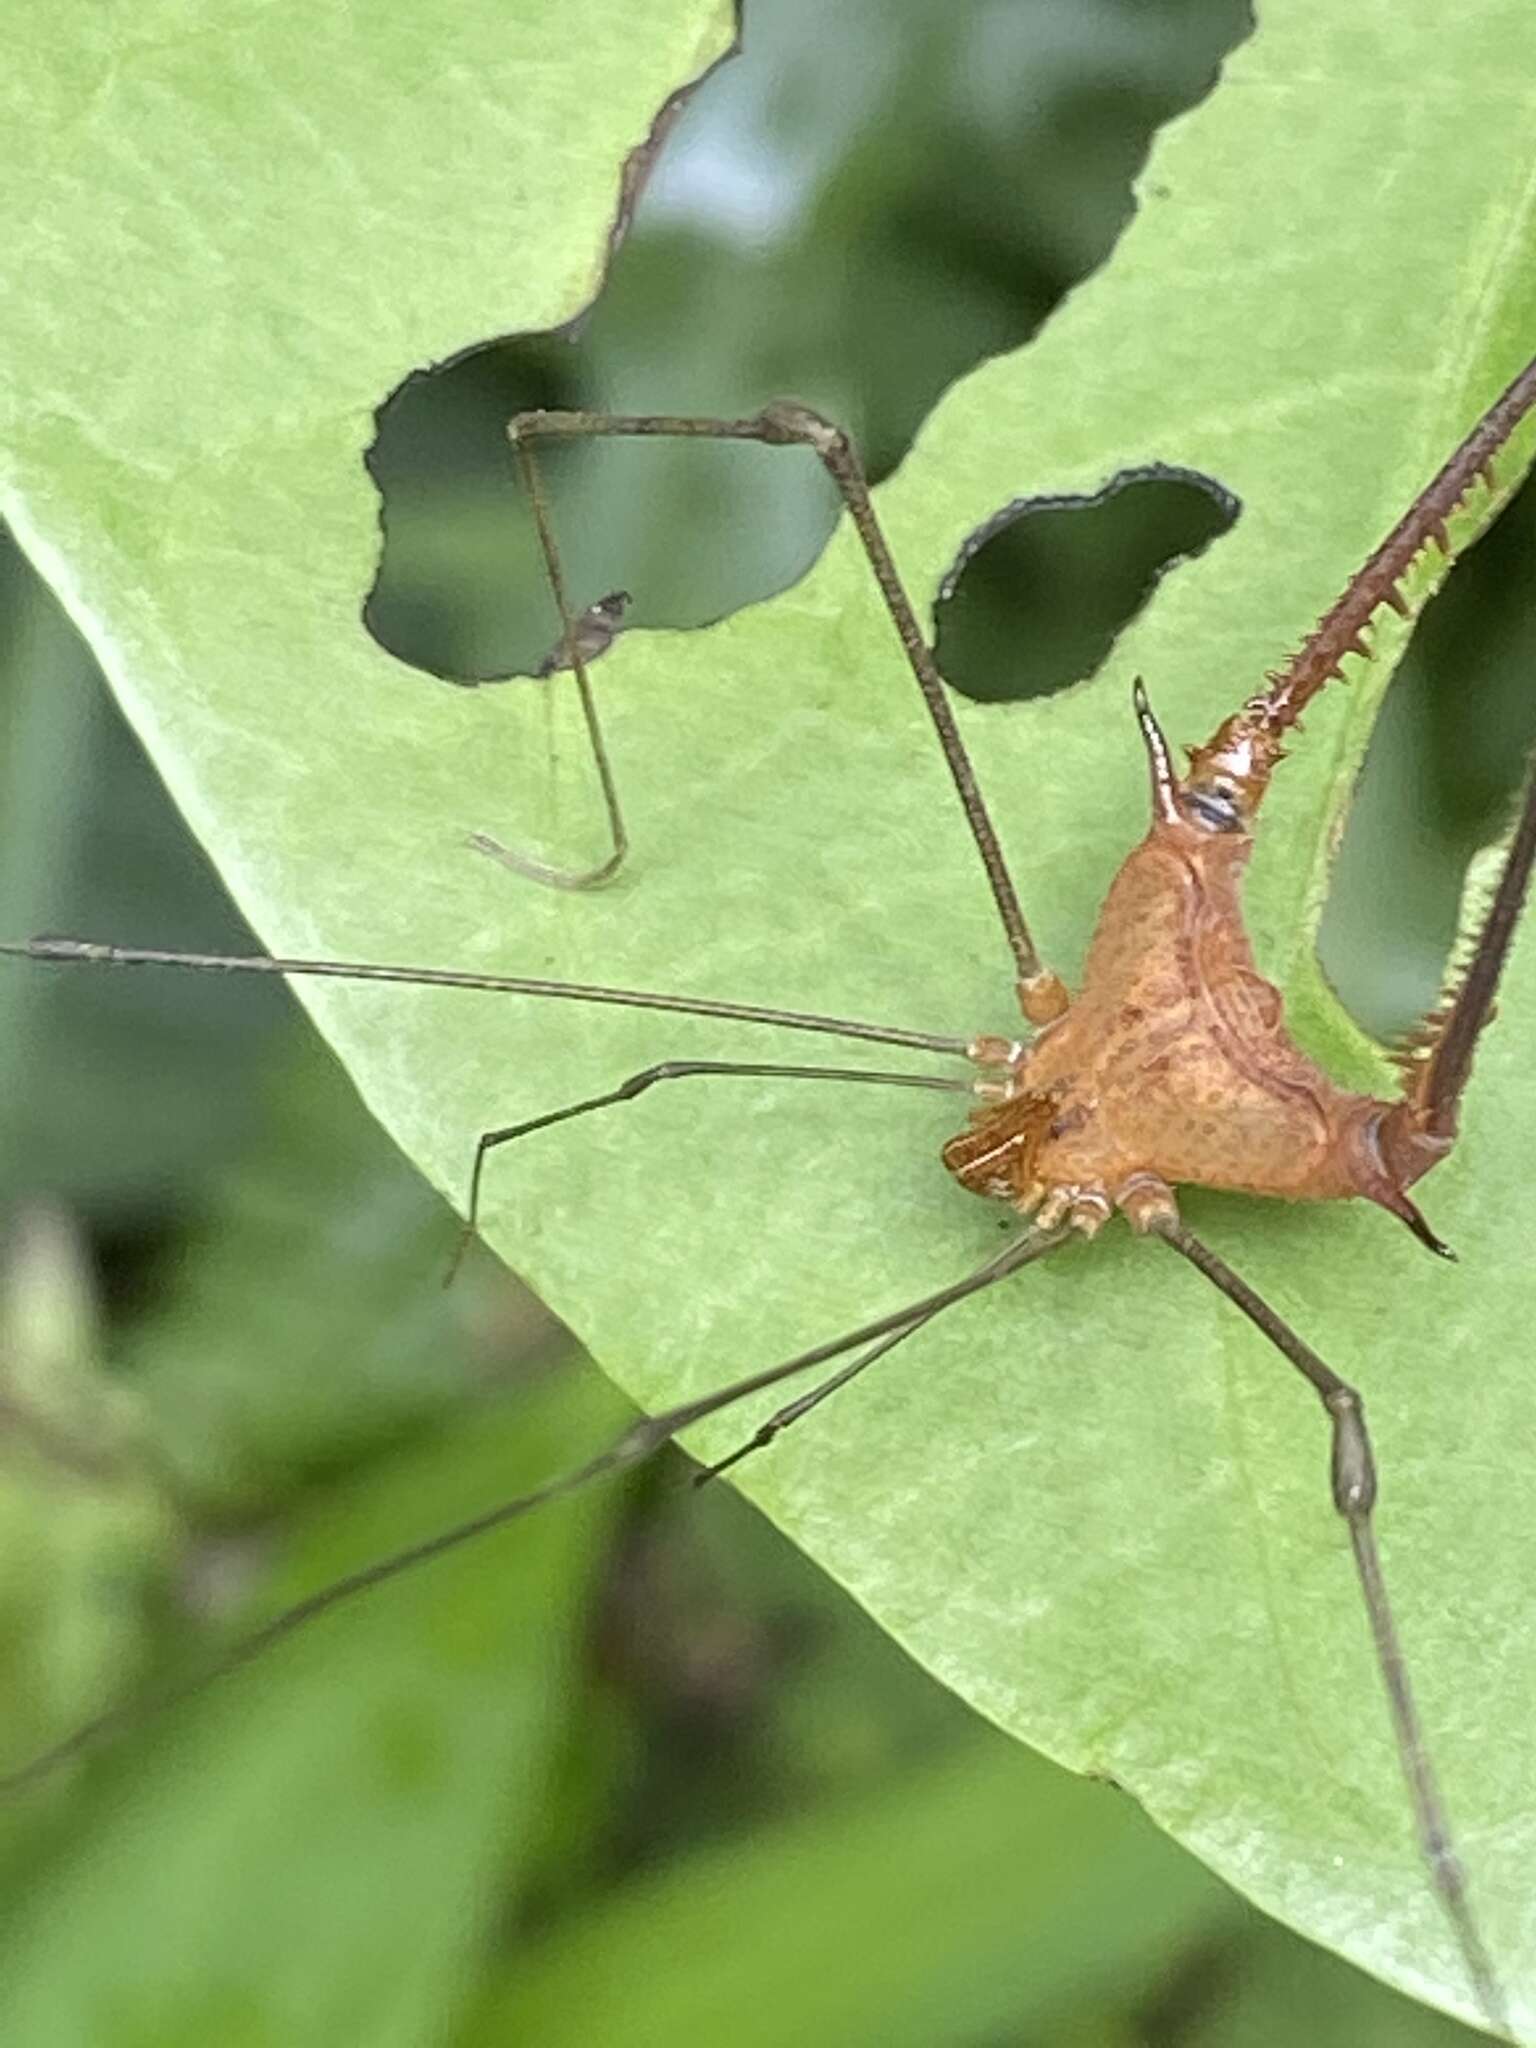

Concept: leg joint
[[755, 398, 847, 459]]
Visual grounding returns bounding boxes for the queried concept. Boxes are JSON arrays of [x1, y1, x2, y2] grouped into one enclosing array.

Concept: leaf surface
[[0, 0, 1533, 2031]]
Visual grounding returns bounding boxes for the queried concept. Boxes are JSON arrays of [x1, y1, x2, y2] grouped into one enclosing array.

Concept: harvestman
[[4, 353, 1536, 2037]]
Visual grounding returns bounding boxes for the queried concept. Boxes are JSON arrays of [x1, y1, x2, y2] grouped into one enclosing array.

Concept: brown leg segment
[[450, 1057, 971, 1273], [470, 439, 631, 890], [2, 938, 971, 1056], [498, 405, 1069, 1024], [0, 1226, 1071, 1798], [1256, 354, 1536, 739], [1183, 352, 1536, 821], [1155, 1219, 1509, 2041], [1382, 748, 1536, 1180], [693, 1310, 940, 1486]]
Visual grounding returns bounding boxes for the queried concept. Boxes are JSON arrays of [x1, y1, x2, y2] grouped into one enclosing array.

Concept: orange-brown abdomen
[[946, 692, 1443, 1252]]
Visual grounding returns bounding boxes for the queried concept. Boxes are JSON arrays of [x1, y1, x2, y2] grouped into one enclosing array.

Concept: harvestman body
[[4, 353, 1536, 2038]]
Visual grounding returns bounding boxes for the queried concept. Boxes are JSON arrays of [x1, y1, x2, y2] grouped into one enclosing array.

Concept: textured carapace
[[945, 682, 1448, 1251], [947, 350, 1536, 1254]]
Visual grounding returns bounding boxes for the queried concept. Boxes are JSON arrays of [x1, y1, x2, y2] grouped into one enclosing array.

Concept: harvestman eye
[[1183, 789, 1243, 831]]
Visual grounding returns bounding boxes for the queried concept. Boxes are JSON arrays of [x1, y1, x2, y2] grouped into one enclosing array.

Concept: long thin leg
[[0, 937, 972, 1060], [1155, 1218, 1508, 2041], [495, 582, 632, 881], [1402, 748, 1536, 1140], [693, 1308, 940, 1486], [0, 1225, 1071, 1798], [1184, 351, 1536, 813], [1251, 353, 1536, 740], [492, 405, 1067, 1024], [454, 1057, 970, 1263], [470, 437, 630, 889]]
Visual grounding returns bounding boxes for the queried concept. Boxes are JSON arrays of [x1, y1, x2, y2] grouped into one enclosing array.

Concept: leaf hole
[[1319, 454, 1536, 1041], [932, 467, 1240, 704], [360, 0, 1253, 686]]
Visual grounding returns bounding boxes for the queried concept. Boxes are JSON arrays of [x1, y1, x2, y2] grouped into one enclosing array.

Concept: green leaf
[[464, 1733, 1237, 2047], [0, 1373, 625, 2048], [1186, 1915, 1507, 2048], [0, 1209, 181, 1855], [1, 1, 1533, 2035], [0, 532, 287, 1215], [119, 1028, 562, 1511]]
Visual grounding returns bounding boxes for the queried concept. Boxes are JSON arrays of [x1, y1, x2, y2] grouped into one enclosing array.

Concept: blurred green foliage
[[0, 0, 1527, 2042]]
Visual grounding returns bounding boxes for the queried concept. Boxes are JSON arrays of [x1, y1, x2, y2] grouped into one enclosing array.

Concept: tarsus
[[1157, 1219, 1510, 2041]]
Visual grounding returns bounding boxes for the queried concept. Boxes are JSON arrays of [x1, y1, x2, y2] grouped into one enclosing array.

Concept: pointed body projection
[[947, 353, 1536, 1264], [4, 357, 1536, 2042], [945, 685, 1450, 1254]]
